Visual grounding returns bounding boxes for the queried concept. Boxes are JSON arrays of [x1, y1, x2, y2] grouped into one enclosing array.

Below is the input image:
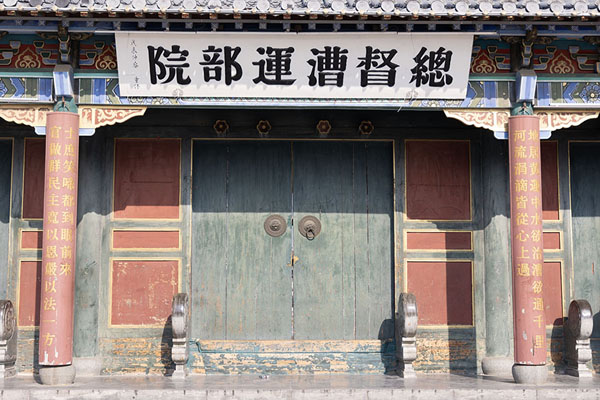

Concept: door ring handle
[[298, 215, 321, 240]]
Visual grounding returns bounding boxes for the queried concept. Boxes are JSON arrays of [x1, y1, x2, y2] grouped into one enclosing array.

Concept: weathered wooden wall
[[2, 109, 598, 375]]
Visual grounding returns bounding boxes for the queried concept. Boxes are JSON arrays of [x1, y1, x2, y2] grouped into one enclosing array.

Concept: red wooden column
[[508, 115, 547, 383], [38, 112, 79, 383]]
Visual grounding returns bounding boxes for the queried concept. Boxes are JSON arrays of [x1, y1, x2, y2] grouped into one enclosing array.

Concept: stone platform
[[0, 373, 598, 399]]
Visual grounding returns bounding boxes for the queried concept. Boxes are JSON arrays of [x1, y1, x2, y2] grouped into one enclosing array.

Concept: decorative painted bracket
[[444, 109, 599, 140], [0, 105, 146, 136]]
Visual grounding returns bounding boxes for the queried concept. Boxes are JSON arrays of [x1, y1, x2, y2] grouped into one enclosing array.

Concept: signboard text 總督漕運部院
[[115, 32, 473, 99]]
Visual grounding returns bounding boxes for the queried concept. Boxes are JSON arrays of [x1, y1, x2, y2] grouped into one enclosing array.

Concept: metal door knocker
[[264, 215, 287, 237], [298, 215, 321, 240]]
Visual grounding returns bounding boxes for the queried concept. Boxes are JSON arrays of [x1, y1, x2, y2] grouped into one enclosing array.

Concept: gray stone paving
[[0, 373, 598, 399]]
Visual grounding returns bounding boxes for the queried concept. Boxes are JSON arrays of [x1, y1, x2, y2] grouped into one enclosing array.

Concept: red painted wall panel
[[111, 260, 179, 326], [541, 141, 559, 220], [406, 231, 472, 250], [18, 261, 41, 326], [22, 139, 45, 219], [543, 262, 563, 326], [113, 139, 180, 219], [113, 230, 180, 249], [542, 232, 560, 250], [21, 230, 43, 250], [407, 261, 473, 325], [406, 141, 471, 220]]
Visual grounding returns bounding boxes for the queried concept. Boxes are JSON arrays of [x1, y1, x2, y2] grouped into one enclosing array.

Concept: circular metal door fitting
[[264, 214, 287, 237], [298, 215, 321, 240]]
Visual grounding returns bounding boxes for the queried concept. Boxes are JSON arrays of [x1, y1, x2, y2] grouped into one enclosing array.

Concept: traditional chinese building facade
[[0, 0, 598, 383]]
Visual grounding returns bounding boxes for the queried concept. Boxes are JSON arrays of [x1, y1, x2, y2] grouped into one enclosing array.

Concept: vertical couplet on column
[[508, 115, 546, 365], [39, 112, 79, 366]]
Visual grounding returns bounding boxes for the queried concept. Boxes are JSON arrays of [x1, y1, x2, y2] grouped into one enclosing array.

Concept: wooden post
[[38, 112, 79, 384], [508, 115, 547, 383]]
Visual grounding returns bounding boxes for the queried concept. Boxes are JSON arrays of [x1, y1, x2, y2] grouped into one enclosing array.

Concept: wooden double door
[[191, 140, 394, 342]]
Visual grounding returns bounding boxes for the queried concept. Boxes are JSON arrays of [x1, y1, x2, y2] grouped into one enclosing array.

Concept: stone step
[[0, 373, 598, 400]]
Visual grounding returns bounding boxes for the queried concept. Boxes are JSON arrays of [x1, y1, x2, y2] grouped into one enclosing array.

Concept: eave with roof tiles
[[0, 0, 599, 19]]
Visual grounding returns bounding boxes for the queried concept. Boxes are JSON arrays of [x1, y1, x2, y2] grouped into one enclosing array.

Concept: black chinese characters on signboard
[[199, 45, 243, 85], [146, 44, 454, 89], [409, 46, 454, 88], [148, 45, 191, 85]]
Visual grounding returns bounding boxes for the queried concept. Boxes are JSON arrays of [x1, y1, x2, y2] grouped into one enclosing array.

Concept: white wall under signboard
[[115, 32, 473, 99]]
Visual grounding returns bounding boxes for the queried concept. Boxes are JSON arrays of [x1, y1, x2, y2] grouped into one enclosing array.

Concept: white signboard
[[115, 32, 473, 99]]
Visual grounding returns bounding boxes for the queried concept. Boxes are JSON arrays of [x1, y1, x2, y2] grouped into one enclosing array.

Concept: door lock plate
[[298, 215, 321, 240], [264, 214, 287, 237]]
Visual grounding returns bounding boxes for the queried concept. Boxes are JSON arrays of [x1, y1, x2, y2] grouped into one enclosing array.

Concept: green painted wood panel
[[192, 141, 229, 339], [292, 142, 393, 340], [292, 142, 357, 340], [0, 139, 11, 299], [481, 134, 512, 358], [192, 141, 292, 340], [73, 135, 104, 357], [364, 142, 394, 339], [225, 142, 292, 340], [569, 142, 600, 338]]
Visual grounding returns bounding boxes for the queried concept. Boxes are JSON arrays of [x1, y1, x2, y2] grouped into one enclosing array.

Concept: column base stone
[[481, 357, 513, 377], [0, 363, 16, 378], [512, 364, 547, 384], [38, 365, 76, 385], [171, 365, 188, 379], [73, 357, 101, 376]]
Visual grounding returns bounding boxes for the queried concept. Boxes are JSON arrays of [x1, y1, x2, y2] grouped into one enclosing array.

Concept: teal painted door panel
[[192, 141, 393, 341], [192, 141, 293, 340], [292, 142, 394, 340], [569, 142, 600, 337]]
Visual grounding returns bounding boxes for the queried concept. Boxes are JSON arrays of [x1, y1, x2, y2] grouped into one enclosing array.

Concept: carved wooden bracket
[[444, 109, 599, 139], [444, 109, 510, 134], [0, 105, 147, 135], [79, 107, 147, 131], [0, 106, 52, 129], [536, 111, 600, 133]]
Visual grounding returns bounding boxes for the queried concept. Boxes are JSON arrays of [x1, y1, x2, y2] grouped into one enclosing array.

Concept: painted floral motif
[[94, 45, 117, 70], [579, 83, 600, 103], [80, 40, 117, 70], [548, 52, 576, 74], [14, 47, 42, 68], [532, 42, 599, 74], [471, 51, 497, 74]]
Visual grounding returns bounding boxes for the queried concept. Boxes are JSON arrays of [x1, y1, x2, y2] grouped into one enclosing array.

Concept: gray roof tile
[[2, 0, 600, 17]]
